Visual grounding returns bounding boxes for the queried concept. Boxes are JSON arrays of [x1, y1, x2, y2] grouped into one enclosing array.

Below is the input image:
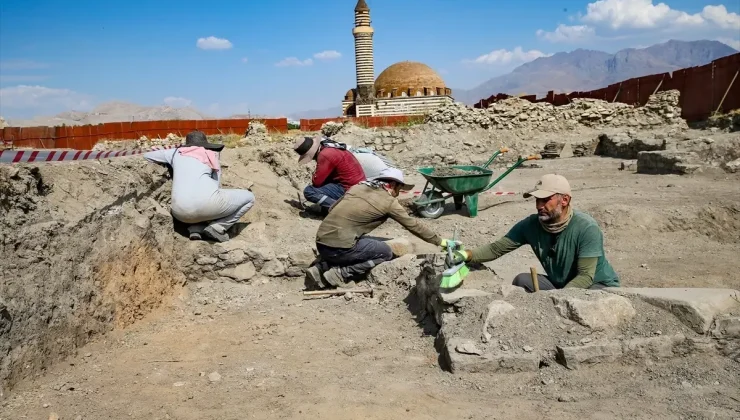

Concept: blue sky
[[1, 0, 738, 119]]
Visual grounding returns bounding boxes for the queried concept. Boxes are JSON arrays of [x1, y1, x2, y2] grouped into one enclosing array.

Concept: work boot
[[188, 224, 206, 241], [203, 225, 229, 242], [305, 266, 327, 289], [322, 267, 345, 287]]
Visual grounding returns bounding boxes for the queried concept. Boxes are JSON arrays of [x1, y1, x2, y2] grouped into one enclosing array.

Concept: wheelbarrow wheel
[[416, 192, 445, 219]]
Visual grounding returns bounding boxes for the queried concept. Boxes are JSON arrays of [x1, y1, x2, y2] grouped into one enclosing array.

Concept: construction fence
[[474, 52, 740, 123], [1, 118, 289, 150], [1, 114, 428, 150]]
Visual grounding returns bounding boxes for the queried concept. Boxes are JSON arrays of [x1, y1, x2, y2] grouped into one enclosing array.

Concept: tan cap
[[523, 174, 571, 199]]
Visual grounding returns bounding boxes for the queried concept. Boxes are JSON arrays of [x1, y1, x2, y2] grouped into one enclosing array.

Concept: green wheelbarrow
[[412, 148, 541, 219]]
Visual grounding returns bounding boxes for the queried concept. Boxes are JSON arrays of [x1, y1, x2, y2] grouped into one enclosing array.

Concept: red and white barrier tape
[[0, 146, 177, 164]]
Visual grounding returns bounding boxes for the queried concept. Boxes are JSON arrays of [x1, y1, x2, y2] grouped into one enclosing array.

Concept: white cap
[[376, 167, 415, 191]]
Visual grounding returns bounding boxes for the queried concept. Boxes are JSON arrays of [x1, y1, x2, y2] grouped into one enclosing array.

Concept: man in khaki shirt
[[307, 168, 457, 289]]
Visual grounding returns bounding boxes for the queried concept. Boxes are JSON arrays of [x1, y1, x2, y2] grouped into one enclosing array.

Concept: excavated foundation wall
[[0, 159, 190, 398]]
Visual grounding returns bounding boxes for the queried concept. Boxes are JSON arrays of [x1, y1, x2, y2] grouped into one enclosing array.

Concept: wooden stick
[[530, 267, 539, 292], [715, 69, 739, 114], [303, 288, 373, 297]]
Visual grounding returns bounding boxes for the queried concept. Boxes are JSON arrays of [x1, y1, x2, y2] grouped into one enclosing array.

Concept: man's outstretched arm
[[564, 257, 598, 289], [467, 236, 522, 263]]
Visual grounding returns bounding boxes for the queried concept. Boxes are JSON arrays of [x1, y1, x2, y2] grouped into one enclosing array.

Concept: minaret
[[352, 0, 375, 105]]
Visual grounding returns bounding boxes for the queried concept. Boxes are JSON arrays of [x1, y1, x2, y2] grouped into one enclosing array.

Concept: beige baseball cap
[[523, 174, 572, 199]]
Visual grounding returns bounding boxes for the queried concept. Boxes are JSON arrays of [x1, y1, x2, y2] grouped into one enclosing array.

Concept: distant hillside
[[453, 39, 739, 105]]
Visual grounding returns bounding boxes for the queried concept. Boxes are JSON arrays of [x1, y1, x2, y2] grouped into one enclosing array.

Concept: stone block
[[438, 288, 493, 305], [619, 160, 637, 171], [288, 249, 316, 269], [712, 316, 740, 339], [551, 294, 636, 330], [621, 334, 685, 359], [219, 262, 256, 282], [260, 259, 285, 277], [636, 150, 699, 175], [444, 336, 540, 374], [556, 341, 623, 369], [607, 287, 740, 333]]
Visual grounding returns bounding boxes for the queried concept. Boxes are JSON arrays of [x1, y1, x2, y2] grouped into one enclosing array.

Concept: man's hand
[[446, 250, 469, 266], [440, 239, 463, 250]]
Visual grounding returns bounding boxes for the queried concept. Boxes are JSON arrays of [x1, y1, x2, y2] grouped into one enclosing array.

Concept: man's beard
[[538, 205, 562, 223]]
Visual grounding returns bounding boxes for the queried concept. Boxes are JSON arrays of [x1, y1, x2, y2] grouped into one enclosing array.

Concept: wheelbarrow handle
[[525, 154, 542, 160], [499, 147, 509, 153]]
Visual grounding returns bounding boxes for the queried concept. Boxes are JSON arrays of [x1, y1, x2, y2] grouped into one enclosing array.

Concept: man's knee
[[377, 242, 393, 261], [512, 273, 533, 290]]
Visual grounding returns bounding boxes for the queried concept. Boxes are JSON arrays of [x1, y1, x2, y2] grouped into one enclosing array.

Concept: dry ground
[[2, 148, 740, 420]]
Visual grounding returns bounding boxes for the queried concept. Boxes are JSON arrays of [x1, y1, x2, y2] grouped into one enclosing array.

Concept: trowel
[[440, 226, 469, 289]]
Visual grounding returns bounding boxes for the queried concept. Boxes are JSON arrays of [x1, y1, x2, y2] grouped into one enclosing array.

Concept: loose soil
[[430, 167, 486, 177], [2, 126, 740, 419]]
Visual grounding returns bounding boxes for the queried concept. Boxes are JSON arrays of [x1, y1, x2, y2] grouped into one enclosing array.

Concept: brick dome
[[374, 61, 449, 97]]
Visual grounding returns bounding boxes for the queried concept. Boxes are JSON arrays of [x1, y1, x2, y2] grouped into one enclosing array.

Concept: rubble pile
[[321, 121, 409, 153], [93, 133, 183, 151], [411, 260, 740, 373], [426, 90, 688, 131]]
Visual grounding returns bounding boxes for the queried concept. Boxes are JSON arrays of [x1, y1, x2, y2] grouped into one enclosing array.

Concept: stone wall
[[426, 90, 687, 132]]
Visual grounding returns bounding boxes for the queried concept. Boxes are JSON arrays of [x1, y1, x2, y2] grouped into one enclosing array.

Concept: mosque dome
[[374, 61, 449, 97]]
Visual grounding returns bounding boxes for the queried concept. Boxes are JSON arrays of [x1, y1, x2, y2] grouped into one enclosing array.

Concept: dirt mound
[[0, 159, 189, 396], [587, 203, 740, 244], [256, 144, 313, 190]]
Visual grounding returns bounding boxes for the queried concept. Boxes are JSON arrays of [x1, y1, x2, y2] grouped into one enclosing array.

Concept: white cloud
[[718, 37, 740, 50], [196, 36, 233, 50], [536, 24, 596, 42], [241, 57, 248, 63], [313, 50, 341, 60], [464, 47, 551, 65], [537, 0, 740, 43], [0, 85, 92, 112], [163, 96, 192, 107], [582, 0, 702, 29], [275, 57, 313, 67]]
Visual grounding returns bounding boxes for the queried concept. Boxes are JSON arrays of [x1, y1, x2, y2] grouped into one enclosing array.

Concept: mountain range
[[452, 39, 738, 105], [290, 39, 738, 117]]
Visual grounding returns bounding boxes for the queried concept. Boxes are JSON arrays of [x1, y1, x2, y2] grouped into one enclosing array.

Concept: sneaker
[[203, 225, 229, 242], [189, 232, 202, 240], [322, 267, 345, 287], [305, 266, 327, 289]]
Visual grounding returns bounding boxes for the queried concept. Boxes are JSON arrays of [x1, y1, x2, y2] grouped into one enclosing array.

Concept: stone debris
[[238, 121, 271, 146], [321, 121, 344, 137], [481, 300, 516, 343], [540, 141, 565, 159], [425, 90, 687, 132], [723, 158, 740, 173], [571, 138, 599, 157], [367, 254, 425, 290], [207, 371, 222, 383], [93, 132, 183, 151]]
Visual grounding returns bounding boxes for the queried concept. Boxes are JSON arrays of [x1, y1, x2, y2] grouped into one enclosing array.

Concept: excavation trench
[[0, 160, 191, 398]]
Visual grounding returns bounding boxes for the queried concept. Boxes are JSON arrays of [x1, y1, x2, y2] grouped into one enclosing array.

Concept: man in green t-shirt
[[448, 174, 620, 292]]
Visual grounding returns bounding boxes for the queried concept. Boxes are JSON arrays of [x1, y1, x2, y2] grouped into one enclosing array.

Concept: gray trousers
[[512, 272, 608, 292], [185, 189, 255, 235], [316, 237, 394, 280]]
